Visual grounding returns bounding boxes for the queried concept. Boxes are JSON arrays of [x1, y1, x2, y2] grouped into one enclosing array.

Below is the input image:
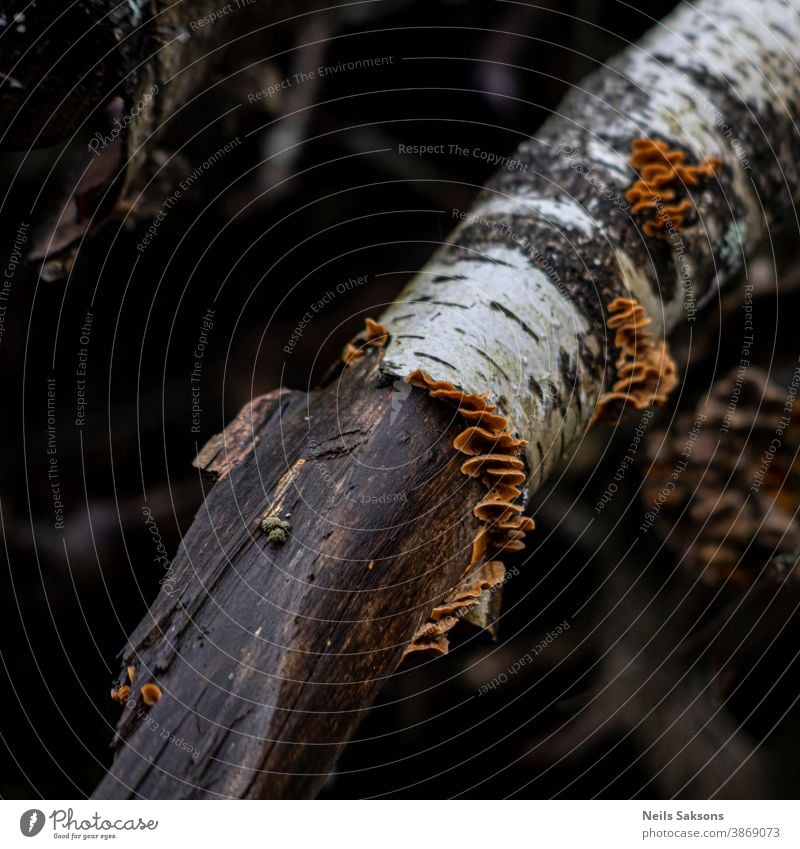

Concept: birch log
[[381, 0, 800, 493], [95, 0, 800, 798]]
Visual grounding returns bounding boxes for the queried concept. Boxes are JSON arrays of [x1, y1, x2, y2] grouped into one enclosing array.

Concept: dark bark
[[0, 0, 143, 150], [94, 350, 484, 799]]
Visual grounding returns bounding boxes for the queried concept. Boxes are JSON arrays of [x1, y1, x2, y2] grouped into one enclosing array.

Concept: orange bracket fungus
[[341, 317, 389, 366], [402, 370, 534, 658], [593, 297, 678, 424], [341, 343, 365, 366], [626, 137, 721, 238]]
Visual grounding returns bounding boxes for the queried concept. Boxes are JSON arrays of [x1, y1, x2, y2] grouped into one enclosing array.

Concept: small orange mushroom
[[460, 454, 525, 478], [341, 342, 365, 366], [454, 407, 508, 431], [341, 318, 390, 366], [141, 683, 163, 707], [110, 664, 137, 704], [110, 684, 130, 704], [364, 317, 389, 347], [404, 561, 507, 657], [453, 426, 527, 456]]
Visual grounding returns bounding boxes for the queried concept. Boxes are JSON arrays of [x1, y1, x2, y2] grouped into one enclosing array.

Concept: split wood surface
[[95, 352, 485, 798]]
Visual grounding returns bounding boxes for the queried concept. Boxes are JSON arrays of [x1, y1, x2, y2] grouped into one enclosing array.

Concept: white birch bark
[[380, 0, 800, 495]]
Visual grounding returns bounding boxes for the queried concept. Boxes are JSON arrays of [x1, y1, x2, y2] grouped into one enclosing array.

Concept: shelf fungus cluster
[[593, 297, 678, 423], [626, 138, 721, 238], [402, 370, 534, 658]]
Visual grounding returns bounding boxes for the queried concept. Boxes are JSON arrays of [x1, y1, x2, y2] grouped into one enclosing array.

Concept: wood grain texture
[[94, 352, 484, 798]]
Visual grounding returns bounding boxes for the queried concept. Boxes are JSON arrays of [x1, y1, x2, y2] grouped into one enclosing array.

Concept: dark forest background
[[3, 0, 800, 799]]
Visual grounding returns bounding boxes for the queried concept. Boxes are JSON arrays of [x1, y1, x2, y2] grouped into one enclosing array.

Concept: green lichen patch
[[261, 515, 291, 544]]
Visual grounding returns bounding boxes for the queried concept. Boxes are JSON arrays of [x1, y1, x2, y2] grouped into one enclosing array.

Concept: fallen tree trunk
[[95, 0, 800, 798], [95, 352, 487, 798]]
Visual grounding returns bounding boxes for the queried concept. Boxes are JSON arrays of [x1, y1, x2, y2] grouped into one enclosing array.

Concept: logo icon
[[19, 810, 45, 837], [390, 379, 412, 425]]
